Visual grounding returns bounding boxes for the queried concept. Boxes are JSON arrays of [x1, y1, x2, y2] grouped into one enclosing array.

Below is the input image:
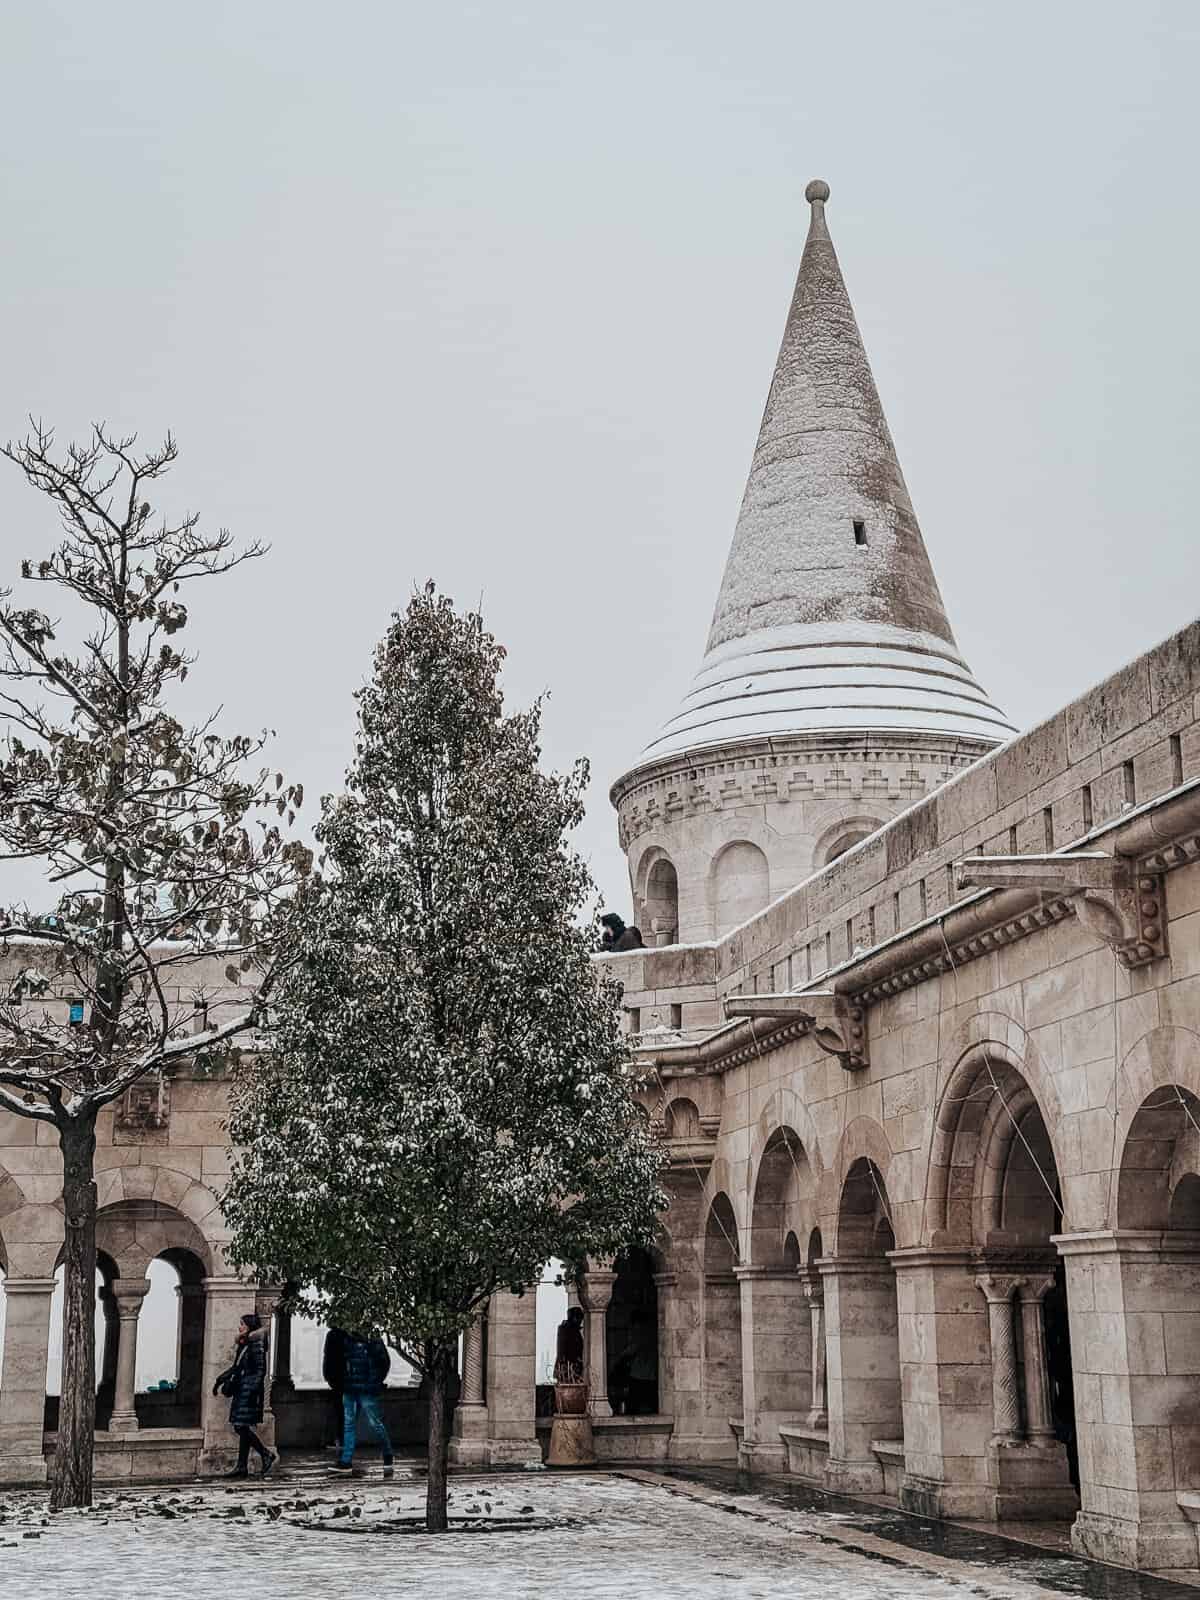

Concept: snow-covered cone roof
[[630, 180, 1014, 771]]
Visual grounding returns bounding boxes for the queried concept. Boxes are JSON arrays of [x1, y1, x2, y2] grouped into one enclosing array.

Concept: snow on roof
[[620, 182, 1012, 781]]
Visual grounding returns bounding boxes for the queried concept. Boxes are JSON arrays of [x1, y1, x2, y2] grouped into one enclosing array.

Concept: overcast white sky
[[2, 1, 1198, 918]]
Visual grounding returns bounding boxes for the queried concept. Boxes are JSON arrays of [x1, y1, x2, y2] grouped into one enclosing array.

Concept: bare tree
[[0, 424, 309, 1508]]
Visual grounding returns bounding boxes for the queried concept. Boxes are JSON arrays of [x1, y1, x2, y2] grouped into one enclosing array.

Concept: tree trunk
[[424, 1341, 454, 1533], [50, 1113, 98, 1510]]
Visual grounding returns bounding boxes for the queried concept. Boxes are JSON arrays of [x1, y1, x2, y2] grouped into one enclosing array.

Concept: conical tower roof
[[629, 181, 1013, 773]]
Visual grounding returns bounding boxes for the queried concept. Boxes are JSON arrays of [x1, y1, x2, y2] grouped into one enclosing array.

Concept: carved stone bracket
[[956, 852, 1167, 969], [723, 990, 868, 1071], [115, 1071, 171, 1134]]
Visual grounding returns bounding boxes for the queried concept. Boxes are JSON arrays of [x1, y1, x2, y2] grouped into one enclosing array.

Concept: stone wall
[[612, 732, 991, 944], [617, 617, 1200, 1575]]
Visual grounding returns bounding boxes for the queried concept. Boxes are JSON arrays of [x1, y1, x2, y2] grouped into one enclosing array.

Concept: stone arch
[[748, 1087, 825, 1193], [94, 1167, 230, 1268], [92, 1198, 214, 1280], [1105, 1059, 1200, 1544], [0, 1201, 65, 1279], [709, 839, 770, 940], [829, 1117, 895, 1253], [1112, 1025, 1200, 1226], [925, 1018, 1067, 1247], [663, 1096, 701, 1139], [748, 1127, 815, 1268], [837, 1155, 897, 1258], [813, 810, 888, 870], [0, 1168, 24, 1273], [634, 846, 680, 948], [1115, 1045, 1200, 1232], [703, 1191, 740, 1273], [699, 1155, 747, 1248]]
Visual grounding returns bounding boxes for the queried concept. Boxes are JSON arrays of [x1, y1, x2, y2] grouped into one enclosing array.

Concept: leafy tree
[[223, 586, 664, 1531], [0, 424, 309, 1508]]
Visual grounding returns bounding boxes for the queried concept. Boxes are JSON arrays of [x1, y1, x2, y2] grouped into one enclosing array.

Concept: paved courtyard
[[0, 1464, 1183, 1600]]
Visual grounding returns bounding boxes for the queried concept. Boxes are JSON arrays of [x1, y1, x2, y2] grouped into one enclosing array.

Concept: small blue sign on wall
[[68, 1001, 85, 1025]]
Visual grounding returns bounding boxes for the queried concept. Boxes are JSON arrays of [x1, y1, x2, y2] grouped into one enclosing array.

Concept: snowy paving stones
[[0, 1471, 1083, 1600]]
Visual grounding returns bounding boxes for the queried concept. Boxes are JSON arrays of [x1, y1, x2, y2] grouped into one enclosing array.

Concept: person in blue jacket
[[323, 1325, 394, 1474]]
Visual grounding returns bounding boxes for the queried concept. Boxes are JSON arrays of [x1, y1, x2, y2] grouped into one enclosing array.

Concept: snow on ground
[[0, 1466, 1073, 1600]]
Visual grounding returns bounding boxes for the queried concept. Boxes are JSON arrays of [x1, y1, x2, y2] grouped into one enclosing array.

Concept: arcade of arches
[[601, 609, 1200, 1577]]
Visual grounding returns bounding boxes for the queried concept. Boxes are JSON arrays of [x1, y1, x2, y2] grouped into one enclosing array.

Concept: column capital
[[580, 1270, 617, 1311], [733, 1263, 794, 1282], [255, 1284, 287, 1320], [111, 1277, 152, 1313], [202, 1276, 253, 1296], [1052, 1229, 1200, 1260], [818, 1254, 894, 1280], [800, 1273, 823, 1305], [888, 1247, 978, 1273], [1016, 1273, 1056, 1304], [975, 1272, 1024, 1304], [0, 1277, 56, 1295]]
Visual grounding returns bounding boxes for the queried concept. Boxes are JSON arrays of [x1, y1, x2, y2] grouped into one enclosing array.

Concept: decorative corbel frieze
[[723, 990, 868, 1071], [955, 852, 1167, 968]]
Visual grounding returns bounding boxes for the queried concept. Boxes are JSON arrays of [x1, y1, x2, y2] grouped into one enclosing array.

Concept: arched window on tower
[[711, 841, 769, 938], [814, 814, 886, 870], [642, 857, 679, 946]]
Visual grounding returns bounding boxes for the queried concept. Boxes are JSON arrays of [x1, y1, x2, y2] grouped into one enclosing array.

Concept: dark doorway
[[1045, 1255, 1078, 1489], [606, 1249, 659, 1415]]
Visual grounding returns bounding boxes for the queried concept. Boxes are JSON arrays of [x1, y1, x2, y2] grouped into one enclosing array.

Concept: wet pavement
[[657, 1467, 1200, 1600]]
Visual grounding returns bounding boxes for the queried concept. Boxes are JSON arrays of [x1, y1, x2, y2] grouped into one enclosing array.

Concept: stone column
[[108, 1277, 151, 1434], [200, 1277, 252, 1472], [734, 1264, 810, 1470], [889, 1248, 994, 1521], [175, 1284, 206, 1420], [449, 1314, 489, 1466], [0, 1277, 56, 1484], [271, 1304, 294, 1396], [1055, 1229, 1189, 1572], [973, 1267, 1076, 1522], [700, 1267, 743, 1459], [1017, 1275, 1056, 1446], [652, 1270, 676, 1422], [252, 1283, 284, 1451], [483, 1288, 540, 1466], [581, 1265, 616, 1419], [821, 1255, 902, 1495], [975, 1273, 1023, 1446], [96, 1285, 119, 1428], [802, 1273, 827, 1429]]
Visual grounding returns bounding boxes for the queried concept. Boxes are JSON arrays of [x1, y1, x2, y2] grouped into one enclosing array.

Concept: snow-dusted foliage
[[222, 585, 664, 1528], [0, 425, 310, 1507]]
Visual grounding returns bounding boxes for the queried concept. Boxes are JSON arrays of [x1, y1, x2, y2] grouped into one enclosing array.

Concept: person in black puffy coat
[[213, 1312, 276, 1479]]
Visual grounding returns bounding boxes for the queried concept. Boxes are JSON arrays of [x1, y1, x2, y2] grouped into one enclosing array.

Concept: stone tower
[[611, 181, 1014, 945]]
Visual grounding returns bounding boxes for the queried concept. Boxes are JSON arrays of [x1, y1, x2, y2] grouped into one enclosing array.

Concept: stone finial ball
[[805, 179, 830, 204]]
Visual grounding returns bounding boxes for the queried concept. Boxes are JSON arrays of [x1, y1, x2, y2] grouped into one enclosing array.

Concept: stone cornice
[[611, 730, 991, 821], [634, 780, 1200, 1080]]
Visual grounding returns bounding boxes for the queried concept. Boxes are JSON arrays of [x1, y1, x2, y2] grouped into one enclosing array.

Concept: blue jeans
[[339, 1390, 393, 1466]]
